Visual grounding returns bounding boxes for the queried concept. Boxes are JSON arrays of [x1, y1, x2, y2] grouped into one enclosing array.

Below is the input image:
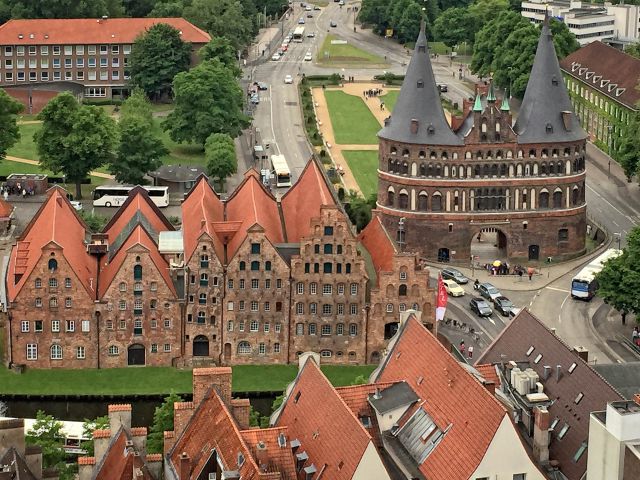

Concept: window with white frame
[[26, 344, 37, 360], [238, 341, 251, 354], [16, 58, 25, 69], [49, 297, 57, 308], [227, 301, 234, 311], [65, 278, 71, 288], [239, 320, 245, 332], [275, 323, 282, 333], [34, 320, 43, 332], [29, 71, 37, 81], [51, 320, 60, 332], [16, 46, 24, 56], [41, 72, 49, 81], [21, 321, 29, 332], [337, 283, 345, 294], [28, 46, 36, 55], [64, 58, 72, 68], [295, 323, 303, 335], [50, 344, 63, 360], [100, 45, 108, 54], [52, 57, 60, 68], [336, 323, 344, 335], [88, 45, 96, 54], [66, 320, 75, 332], [274, 342, 281, 353], [337, 303, 344, 315], [35, 278, 42, 288], [65, 71, 72, 80], [134, 299, 143, 310], [251, 278, 259, 289], [239, 279, 245, 289], [5, 60, 12, 69], [350, 304, 358, 315], [108, 345, 119, 355], [264, 322, 270, 333], [112, 57, 119, 67], [123, 44, 132, 54], [386, 303, 394, 313], [322, 304, 332, 315], [88, 57, 96, 67], [251, 301, 259, 312], [164, 319, 171, 328], [321, 350, 332, 358], [151, 344, 158, 353], [87, 71, 96, 81], [40, 58, 49, 68], [323, 284, 332, 295], [112, 70, 119, 80], [81, 320, 90, 332], [350, 283, 358, 295], [17, 71, 24, 81], [35, 297, 42, 307], [63, 45, 72, 55], [4, 46, 12, 56], [264, 301, 270, 312], [164, 343, 171, 352], [76, 346, 85, 359], [250, 320, 259, 332], [321, 324, 331, 336], [296, 282, 304, 294], [310, 303, 317, 314], [400, 271, 408, 280], [296, 303, 304, 314], [100, 71, 107, 80], [259, 343, 266, 355], [65, 297, 72, 308], [119, 319, 126, 329], [111, 45, 119, 54], [239, 300, 245, 311], [53, 71, 61, 81], [119, 300, 126, 310], [309, 323, 317, 335], [310, 282, 317, 295], [349, 323, 358, 336], [5, 72, 12, 81], [227, 321, 233, 332]]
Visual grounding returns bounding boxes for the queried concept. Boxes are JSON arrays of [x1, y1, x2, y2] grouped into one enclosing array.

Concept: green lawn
[[342, 150, 379, 198], [0, 364, 376, 395], [324, 90, 381, 144], [381, 90, 400, 112], [7, 123, 40, 161], [317, 34, 387, 66]]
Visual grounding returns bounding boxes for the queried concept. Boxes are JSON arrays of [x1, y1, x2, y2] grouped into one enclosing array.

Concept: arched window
[[387, 189, 395, 206], [539, 190, 549, 208], [133, 265, 142, 280], [419, 163, 426, 176], [418, 193, 428, 211], [553, 189, 563, 208], [265, 261, 272, 271], [432, 193, 442, 212], [572, 187, 580, 205], [48, 259, 58, 271], [388, 159, 394, 172], [491, 164, 498, 176], [427, 164, 434, 177], [398, 284, 407, 296], [419, 150, 426, 159], [435, 164, 442, 177], [500, 164, 507, 177], [239, 261, 246, 271], [483, 164, 490, 177], [398, 192, 408, 209], [390, 146, 397, 155], [238, 341, 251, 354]]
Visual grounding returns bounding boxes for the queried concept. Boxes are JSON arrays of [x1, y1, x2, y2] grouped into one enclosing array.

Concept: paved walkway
[[5, 155, 115, 180]]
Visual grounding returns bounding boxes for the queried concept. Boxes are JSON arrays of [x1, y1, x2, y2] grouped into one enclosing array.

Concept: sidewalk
[[5, 155, 115, 180]]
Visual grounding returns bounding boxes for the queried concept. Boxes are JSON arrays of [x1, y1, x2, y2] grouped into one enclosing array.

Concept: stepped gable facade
[[376, 18, 587, 263]]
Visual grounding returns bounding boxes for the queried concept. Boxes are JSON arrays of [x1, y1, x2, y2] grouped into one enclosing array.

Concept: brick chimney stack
[[193, 367, 232, 407], [532, 406, 550, 464], [108, 404, 132, 433]]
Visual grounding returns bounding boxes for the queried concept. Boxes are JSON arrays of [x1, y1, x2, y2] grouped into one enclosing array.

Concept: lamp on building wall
[[397, 217, 406, 252]]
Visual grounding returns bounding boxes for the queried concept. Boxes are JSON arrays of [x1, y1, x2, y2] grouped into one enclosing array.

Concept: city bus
[[92, 185, 170, 208], [570, 248, 622, 300], [270, 155, 292, 187], [293, 26, 305, 42]]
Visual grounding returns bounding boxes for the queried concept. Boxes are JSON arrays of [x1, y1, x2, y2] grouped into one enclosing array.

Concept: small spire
[[487, 82, 496, 103], [473, 94, 483, 112], [501, 94, 510, 112]]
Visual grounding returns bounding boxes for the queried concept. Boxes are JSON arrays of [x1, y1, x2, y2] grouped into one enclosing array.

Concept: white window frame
[[21, 321, 29, 332], [66, 320, 75, 332], [76, 346, 86, 359], [51, 320, 60, 332], [81, 320, 90, 332], [26, 344, 38, 360]]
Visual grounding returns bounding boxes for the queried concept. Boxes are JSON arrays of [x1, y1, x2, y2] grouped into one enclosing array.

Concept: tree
[[111, 90, 167, 185], [35, 93, 118, 200], [396, 2, 423, 43], [0, 89, 23, 160], [164, 59, 248, 146], [467, 0, 509, 26], [627, 42, 640, 60], [344, 191, 377, 232], [129, 23, 192, 100], [79, 211, 109, 232], [149, 0, 185, 17], [80, 415, 109, 456], [205, 133, 237, 190], [25, 410, 76, 479], [199, 36, 242, 78], [148, 392, 184, 453], [433, 7, 474, 47], [5, 0, 123, 18], [617, 110, 640, 182], [184, 0, 254, 50], [596, 226, 640, 322]]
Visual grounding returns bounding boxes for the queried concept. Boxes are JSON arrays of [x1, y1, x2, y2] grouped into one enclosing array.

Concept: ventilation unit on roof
[[18, 34, 23, 39]]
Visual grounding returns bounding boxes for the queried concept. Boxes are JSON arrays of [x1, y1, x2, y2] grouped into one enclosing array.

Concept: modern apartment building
[[0, 17, 210, 112]]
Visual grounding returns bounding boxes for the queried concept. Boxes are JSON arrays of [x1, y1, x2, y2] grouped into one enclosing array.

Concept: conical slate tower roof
[[514, 16, 586, 144], [378, 22, 462, 146]]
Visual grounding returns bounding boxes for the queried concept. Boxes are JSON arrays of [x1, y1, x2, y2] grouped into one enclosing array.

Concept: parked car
[[284, 74, 293, 84], [509, 306, 523, 318], [330, 20, 337, 27], [281, 44, 288, 52], [314, 5, 321, 9], [443, 279, 465, 297], [305, 5, 312, 10], [298, 17, 305, 24], [470, 297, 493, 317], [478, 282, 502, 302], [307, 31, 316, 37], [307, 13, 313, 17], [253, 81, 268, 90], [339, 0, 345, 4], [440, 267, 468, 284], [437, 83, 448, 92], [271, 53, 281, 61], [304, 51, 313, 61], [250, 94, 260, 104], [493, 296, 514, 316]]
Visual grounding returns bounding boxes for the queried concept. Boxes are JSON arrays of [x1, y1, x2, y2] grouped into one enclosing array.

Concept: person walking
[[459, 341, 465, 356], [468, 345, 474, 359], [633, 327, 639, 343]]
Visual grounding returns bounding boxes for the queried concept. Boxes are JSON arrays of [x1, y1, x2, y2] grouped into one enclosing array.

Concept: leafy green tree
[[0, 89, 23, 160], [6, 0, 122, 18], [35, 93, 118, 200], [184, 0, 253, 50], [471, 10, 526, 78], [627, 42, 640, 59], [205, 132, 237, 191], [467, 0, 509, 26], [130, 23, 192, 101], [123, 0, 156, 16], [148, 0, 185, 17], [199, 36, 242, 78], [148, 392, 184, 454], [359, 0, 391, 35], [111, 90, 167, 184], [164, 59, 248, 146], [26, 411, 65, 470], [79, 415, 109, 456], [596, 226, 640, 323], [492, 22, 538, 98], [433, 7, 474, 47], [396, 2, 423, 43], [617, 110, 640, 182], [79, 211, 109, 232], [344, 192, 377, 232]]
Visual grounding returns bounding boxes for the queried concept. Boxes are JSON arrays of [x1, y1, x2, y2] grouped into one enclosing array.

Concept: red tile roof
[[180, 176, 224, 262], [93, 429, 155, 480], [275, 358, 377, 480], [7, 186, 97, 302], [225, 171, 284, 259], [0, 18, 210, 45], [280, 158, 336, 242], [78, 456, 96, 465], [474, 364, 500, 387], [0, 197, 13, 218], [240, 427, 297, 478], [374, 315, 508, 480], [98, 225, 175, 298], [476, 309, 624, 480], [560, 41, 640, 110], [358, 214, 397, 279]]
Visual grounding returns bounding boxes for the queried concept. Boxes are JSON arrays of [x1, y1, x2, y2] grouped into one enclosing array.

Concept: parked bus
[[92, 185, 170, 208], [293, 26, 305, 42], [270, 155, 292, 187], [570, 248, 622, 300]]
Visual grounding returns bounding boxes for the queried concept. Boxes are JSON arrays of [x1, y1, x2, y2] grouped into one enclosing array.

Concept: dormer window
[[551, 76, 559, 86], [418, 45, 425, 53], [545, 123, 553, 134], [427, 125, 435, 135], [616, 88, 625, 97], [417, 79, 424, 88]]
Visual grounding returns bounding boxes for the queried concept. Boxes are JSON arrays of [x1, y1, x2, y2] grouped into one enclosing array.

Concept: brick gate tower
[[376, 17, 587, 263]]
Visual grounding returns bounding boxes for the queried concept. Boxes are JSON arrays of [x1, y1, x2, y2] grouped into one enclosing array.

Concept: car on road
[[437, 83, 448, 92], [253, 81, 268, 90], [250, 94, 260, 104], [443, 279, 465, 297], [271, 52, 281, 61], [284, 75, 293, 84], [477, 282, 502, 302], [314, 5, 321, 9], [307, 31, 316, 37], [304, 51, 313, 61], [298, 18, 305, 24], [440, 267, 469, 284], [509, 306, 522, 318], [339, 0, 345, 5], [305, 5, 312, 10], [493, 296, 514, 316], [307, 13, 313, 17], [330, 20, 337, 27], [470, 297, 493, 317]]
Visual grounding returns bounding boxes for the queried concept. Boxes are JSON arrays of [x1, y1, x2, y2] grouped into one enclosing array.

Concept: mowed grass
[[324, 90, 381, 144], [342, 150, 379, 198], [317, 34, 387, 66], [0, 364, 376, 395], [381, 89, 400, 112], [7, 123, 40, 161]]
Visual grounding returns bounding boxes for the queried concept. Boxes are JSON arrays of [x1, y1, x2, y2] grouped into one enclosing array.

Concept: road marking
[[613, 220, 620, 227], [529, 289, 542, 307], [558, 294, 569, 324], [546, 286, 570, 293], [268, 82, 280, 155], [487, 316, 495, 325], [586, 183, 638, 221]]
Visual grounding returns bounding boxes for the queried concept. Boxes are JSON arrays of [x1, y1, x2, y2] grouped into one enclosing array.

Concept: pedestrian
[[21, 188, 26, 198], [3, 190, 7, 202], [518, 269, 523, 281], [528, 270, 533, 281], [468, 345, 473, 359], [633, 327, 638, 343], [459, 341, 465, 355]]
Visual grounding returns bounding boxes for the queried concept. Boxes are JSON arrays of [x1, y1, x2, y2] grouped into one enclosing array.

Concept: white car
[[307, 31, 315, 38], [271, 53, 281, 61], [284, 75, 293, 84], [304, 52, 312, 61], [443, 279, 465, 297], [70, 200, 83, 211], [305, 5, 312, 10]]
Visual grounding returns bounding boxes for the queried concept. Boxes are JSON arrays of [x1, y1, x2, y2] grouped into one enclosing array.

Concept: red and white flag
[[436, 274, 448, 321]]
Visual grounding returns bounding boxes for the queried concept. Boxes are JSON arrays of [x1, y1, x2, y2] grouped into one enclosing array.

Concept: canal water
[[0, 394, 276, 428]]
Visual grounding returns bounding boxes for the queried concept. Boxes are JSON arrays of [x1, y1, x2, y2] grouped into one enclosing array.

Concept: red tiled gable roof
[[98, 225, 176, 298], [275, 359, 376, 480], [476, 309, 624, 480], [0, 197, 13, 218], [560, 41, 640, 110], [94, 429, 155, 480], [280, 158, 336, 242], [169, 387, 261, 479], [225, 171, 284, 259], [0, 18, 210, 45], [181, 176, 224, 262], [374, 315, 507, 480], [240, 427, 297, 479], [474, 363, 500, 387], [7, 186, 96, 301], [358, 214, 397, 279]]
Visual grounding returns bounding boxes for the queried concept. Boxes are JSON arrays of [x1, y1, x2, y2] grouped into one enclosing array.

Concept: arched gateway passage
[[470, 228, 507, 266]]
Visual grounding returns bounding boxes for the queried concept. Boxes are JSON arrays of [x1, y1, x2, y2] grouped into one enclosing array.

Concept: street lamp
[[614, 232, 622, 251]]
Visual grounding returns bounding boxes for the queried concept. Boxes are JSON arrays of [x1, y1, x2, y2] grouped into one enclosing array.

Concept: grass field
[[324, 90, 381, 144], [342, 150, 379, 198], [0, 364, 377, 395], [317, 34, 387, 66], [381, 90, 400, 112]]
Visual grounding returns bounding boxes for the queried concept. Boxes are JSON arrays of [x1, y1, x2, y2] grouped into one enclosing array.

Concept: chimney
[[179, 452, 191, 479], [0, 418, 26, 455], [173, 402, 194, 438], [373, 388, 381, 400], [193, 367, 232, 407], [573, 346, 589, 362], [556, 365, 562, 382], [482, 381, 496, 395], [561, 111, 572, 131], [108, 404, 132, 433], [410, 119, 419, 134], [543, 365, 551, 380], [163, 431, 176, 457], [532, 406, 550, 464], [231, 398, 251, 430], [93, 430, 111, 464], [255, 441, 268, 470], [130, 427, 147, 455], [78, 457, 96, 480]]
